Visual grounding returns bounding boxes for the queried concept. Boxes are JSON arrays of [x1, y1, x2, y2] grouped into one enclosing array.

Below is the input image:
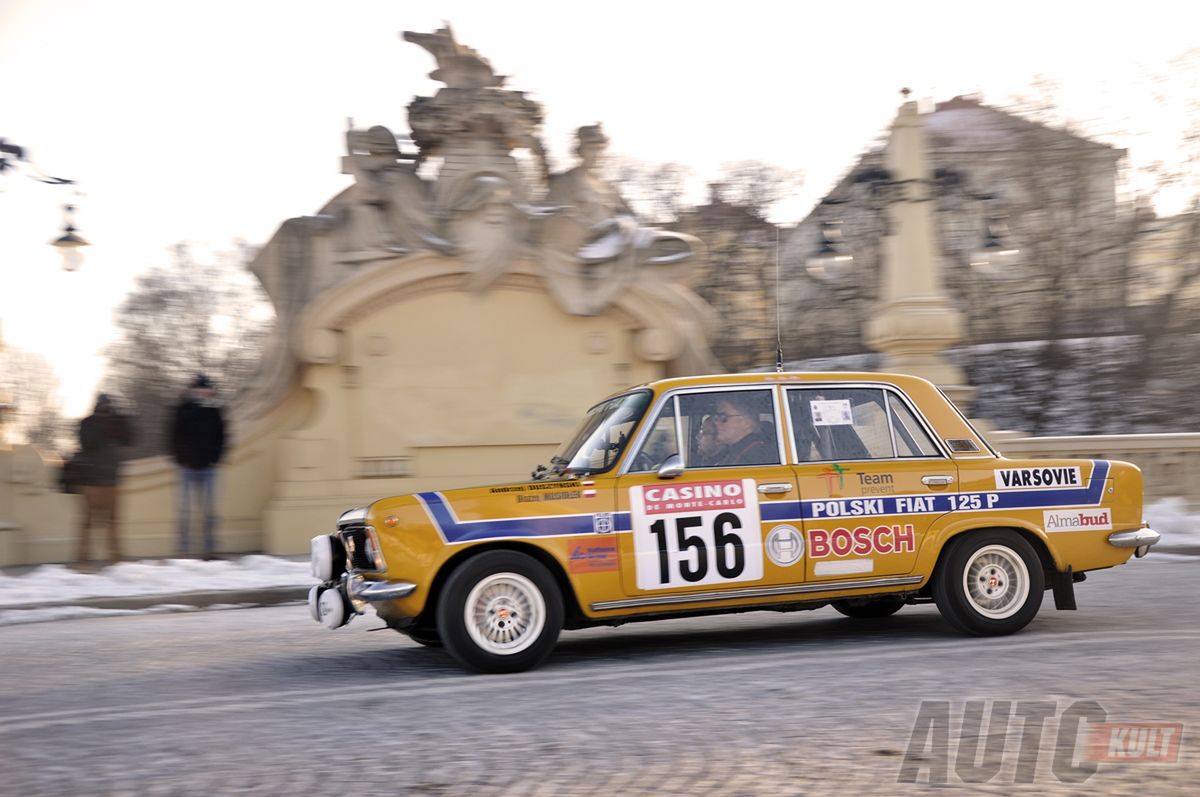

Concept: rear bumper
[[1107, 526, 1161, 558]]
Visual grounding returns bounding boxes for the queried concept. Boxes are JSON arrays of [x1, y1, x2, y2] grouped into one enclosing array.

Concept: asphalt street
[[0, 558, 1196, 796]]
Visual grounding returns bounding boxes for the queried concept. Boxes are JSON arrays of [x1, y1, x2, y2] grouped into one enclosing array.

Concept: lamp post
[[1, 137, 89, 270], [862, 93, 975, 407], [51, 203, 89, 271], [805, 92, 1020, 409]]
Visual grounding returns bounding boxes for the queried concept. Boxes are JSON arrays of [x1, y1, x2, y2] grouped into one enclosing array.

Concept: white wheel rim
[[963, 544, 1030, 620], [464, 572, 546, 655]]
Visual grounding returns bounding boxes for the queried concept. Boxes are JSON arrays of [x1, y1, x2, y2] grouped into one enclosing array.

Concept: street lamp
[[51, 203, 89, 271], [1, 137, 89, 270], [809, 168, 1019, 278], [805, 220, 854, 280], [969, 215, 1021, 275]]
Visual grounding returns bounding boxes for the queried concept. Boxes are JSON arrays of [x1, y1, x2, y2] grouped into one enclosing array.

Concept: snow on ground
[[1145, 498, 1200, 548], [0, 555, 311, 609], [0, 501, 1194, 623]]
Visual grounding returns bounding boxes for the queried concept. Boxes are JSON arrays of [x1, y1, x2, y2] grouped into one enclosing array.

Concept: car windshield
[[549, 390, 652, 476]]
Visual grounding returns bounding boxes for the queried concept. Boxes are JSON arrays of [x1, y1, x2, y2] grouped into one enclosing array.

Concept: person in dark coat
[[711, 395, 779, 467], [169, 374, 227, 558], [74, 393, 134, 563]]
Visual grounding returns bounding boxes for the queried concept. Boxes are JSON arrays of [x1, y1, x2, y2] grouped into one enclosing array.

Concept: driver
[[710, 395, 777, 467], [694, 414, 726, 466]]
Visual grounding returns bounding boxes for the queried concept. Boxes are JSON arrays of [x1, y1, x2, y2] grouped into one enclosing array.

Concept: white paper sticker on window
[[810, 399, 853, 426]]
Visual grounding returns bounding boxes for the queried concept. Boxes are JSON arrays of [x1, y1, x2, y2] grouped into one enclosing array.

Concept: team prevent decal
[[1044, 508, 1112, 532], [568, 543, 619, 573], [630, 479, 764, 590], [994, 466, 1083, 491], [808, 524, 916, 558]]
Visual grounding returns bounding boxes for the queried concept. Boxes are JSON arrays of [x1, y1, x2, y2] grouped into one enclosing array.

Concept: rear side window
[[786, 387, 940, 462]]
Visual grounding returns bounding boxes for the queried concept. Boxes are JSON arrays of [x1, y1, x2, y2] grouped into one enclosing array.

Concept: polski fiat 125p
[[308, 372, 1159, 673]]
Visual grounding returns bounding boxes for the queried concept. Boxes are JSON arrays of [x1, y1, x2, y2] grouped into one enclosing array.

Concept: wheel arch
[[929, 524, 1059, 591], [420, 541, 586, 629]]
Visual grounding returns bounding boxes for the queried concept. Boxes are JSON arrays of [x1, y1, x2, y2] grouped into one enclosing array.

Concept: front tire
[[404, 625, 442, 647], [933, 531, 1044, 635], [437, 550, 563, 673]]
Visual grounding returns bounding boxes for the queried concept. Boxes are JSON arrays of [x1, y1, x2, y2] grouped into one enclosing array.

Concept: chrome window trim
[[672, 395, 684, 467], [781, 382, 950, 464], [590, 575, 924, 612], [620, 384, 786, 475], [883, 391, 899, 458], [888, 393, 939, 457]]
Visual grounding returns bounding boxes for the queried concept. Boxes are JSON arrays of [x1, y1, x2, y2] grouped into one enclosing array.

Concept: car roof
[[613, 371, 938, 398]]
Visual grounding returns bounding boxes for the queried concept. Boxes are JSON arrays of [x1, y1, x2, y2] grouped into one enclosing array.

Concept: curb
[[0, 585, 309, 613]]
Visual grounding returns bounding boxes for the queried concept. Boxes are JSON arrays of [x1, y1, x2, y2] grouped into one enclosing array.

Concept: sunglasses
[[712, 412, 747, 423]]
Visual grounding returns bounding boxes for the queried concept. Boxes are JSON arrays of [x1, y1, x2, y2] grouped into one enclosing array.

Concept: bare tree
[[716, 160, 804, 220], [103, 243, 273, 459], [604, 156, 691, 223], [0, 347, 69, 454]]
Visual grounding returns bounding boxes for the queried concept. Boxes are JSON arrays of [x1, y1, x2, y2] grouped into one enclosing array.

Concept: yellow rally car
[[308, 372, 1160, 673]]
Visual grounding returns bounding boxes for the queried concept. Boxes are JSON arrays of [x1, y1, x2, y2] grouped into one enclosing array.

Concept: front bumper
[[308, 573, 417, 629], [1108, 526, 1161, 558], [309, 531, 416, 629]]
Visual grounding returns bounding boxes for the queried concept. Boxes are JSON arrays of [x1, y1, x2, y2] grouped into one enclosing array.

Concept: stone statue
[[541, 124, 699, 315], [337, 124, 454, 262]]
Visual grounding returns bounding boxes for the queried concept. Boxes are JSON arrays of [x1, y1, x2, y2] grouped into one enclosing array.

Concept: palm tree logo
[[819, 463, 851, 495]]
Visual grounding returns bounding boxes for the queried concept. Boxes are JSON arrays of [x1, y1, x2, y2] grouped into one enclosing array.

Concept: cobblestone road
[[1, 559, 1196, 796]]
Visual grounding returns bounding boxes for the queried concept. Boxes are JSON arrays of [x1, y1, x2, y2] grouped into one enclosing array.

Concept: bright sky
[[1, 0, 1196, 418]]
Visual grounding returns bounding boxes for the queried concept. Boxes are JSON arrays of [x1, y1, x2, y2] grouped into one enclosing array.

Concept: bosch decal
[[808, 524, 916, 558]]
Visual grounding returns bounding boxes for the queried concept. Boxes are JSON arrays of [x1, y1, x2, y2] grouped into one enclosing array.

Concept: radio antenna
[[774, 224, 784, 372]]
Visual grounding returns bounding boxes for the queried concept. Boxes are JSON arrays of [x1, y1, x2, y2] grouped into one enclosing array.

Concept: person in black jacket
[[710, 394, 779, 467], [74, 393, 134, 563], [169, 374, 227, 558]]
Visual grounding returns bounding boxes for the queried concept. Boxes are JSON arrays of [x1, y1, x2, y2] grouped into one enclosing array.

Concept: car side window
[[887, 394, 940, 456], [788, 387, 940, 461], [627, 398, 679, 473], [677, 389, 781, 468]]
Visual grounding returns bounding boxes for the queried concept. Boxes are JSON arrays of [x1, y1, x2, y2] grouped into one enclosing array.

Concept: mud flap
[[1052, 566, 1077, 610]]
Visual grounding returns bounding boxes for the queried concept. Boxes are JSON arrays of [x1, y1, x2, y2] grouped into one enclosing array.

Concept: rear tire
[[933, 531, 1044, 635], [831, 596, 905, 619], [437, 550, 563, 673]]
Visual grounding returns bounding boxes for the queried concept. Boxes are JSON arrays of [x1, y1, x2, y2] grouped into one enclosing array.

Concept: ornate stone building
[[780, 95, 1129, 362]]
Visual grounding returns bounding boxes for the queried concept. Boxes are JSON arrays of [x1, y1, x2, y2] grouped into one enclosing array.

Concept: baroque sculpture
[[329, 25, 702, 315]]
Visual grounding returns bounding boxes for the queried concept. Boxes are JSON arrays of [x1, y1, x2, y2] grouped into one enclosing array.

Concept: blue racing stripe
[[416, 461, 1110, 541], [418, 492, 601, 543]]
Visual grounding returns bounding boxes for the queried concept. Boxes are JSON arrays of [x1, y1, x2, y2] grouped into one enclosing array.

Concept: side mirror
[[657, 454, 684, 479]]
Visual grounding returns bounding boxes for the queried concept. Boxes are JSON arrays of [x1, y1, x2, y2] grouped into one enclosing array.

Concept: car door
[[784, 384, 956, 580], [615, 386, 805, 598]]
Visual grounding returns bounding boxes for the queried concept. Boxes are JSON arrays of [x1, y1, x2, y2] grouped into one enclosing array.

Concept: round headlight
[[311, 535, 335, 581], [317, 588, 349, 629], [308, 585, 323, 623]]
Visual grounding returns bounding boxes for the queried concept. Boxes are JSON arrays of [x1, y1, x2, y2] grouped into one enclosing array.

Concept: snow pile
[[0, 555, 311, 609], [1145, 498, 1200, 548]]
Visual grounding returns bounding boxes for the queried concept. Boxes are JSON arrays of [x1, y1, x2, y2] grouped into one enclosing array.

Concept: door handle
[[922, 475, 955, 486], [757, 483, 793, 495]]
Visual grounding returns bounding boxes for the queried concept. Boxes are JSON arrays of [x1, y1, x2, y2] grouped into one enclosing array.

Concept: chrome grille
[[340, 526, 376, 571]]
